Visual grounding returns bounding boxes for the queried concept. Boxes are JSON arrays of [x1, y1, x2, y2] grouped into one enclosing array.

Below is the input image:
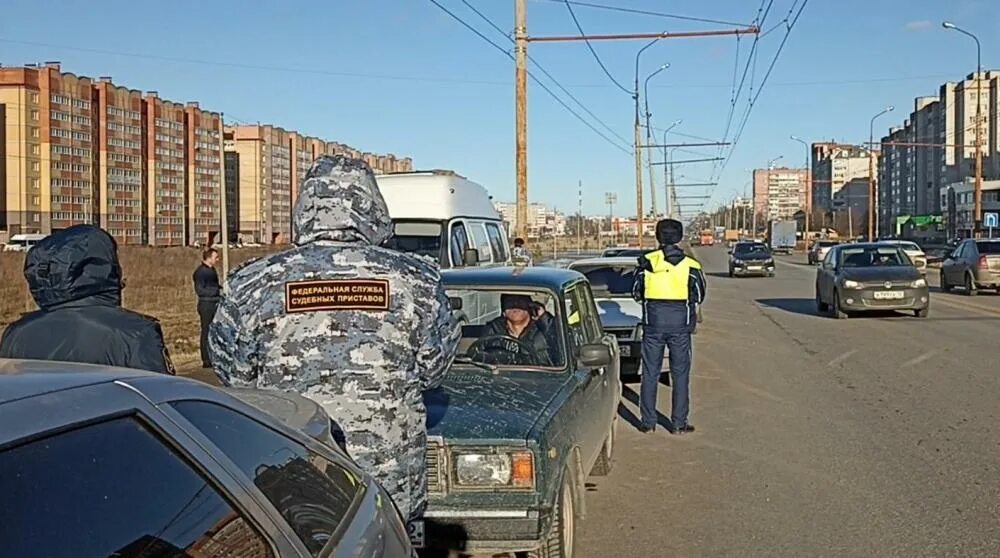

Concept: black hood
[[660, 244, 687, 265], [23, 225, 123, 310]]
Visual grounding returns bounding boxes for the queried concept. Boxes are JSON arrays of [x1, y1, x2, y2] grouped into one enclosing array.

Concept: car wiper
[[452, 356, 498, 373]]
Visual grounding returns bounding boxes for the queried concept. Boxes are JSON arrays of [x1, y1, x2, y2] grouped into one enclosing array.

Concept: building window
[[30, 110, 39, 121], [30, 144, 40, 156], [31, 161, 40, 172], [30, 92, 39, 104]]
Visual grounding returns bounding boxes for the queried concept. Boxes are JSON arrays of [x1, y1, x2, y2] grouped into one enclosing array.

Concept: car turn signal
[[512, 452, 534, 488]]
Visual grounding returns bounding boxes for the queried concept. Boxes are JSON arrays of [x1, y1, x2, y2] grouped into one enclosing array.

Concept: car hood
[[840, 266, 921, 281], [593, 297, 642, 328], [425, 369, 567, 442]]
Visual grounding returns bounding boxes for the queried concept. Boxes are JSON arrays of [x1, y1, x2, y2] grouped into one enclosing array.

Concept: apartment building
[[752, 167, 808, 222], [811, 142, 872, 212], [878, 71, 1000, 234], [185, 103, 223, 246], [145, 92, 186, 246], [2, 62, 412, 245]]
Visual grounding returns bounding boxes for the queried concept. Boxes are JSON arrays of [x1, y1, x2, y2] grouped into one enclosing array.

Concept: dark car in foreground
[[940, 238, 1000, 295], [0, 359, 411, 558], [422, 266, 622, 557], [815, 243, 929, 319], [728, 241, 775, 277]]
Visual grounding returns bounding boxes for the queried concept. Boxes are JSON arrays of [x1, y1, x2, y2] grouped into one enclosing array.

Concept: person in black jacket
[[0, 224, 175, 374], [478, 294, 556, 366], [192, 247, 221, 368]]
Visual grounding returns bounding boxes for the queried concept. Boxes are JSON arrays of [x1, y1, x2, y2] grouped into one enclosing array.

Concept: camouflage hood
[[292, 155, 393, 246]]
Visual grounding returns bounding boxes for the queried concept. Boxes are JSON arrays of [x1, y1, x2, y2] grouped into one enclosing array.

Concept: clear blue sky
[[2, 0, 997, 218]]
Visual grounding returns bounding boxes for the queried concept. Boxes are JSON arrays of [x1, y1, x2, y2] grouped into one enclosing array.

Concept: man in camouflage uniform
[[209, 154, 460, 522]]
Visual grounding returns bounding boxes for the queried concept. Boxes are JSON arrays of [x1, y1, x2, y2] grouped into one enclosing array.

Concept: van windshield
[[383, 221, 442, 260]]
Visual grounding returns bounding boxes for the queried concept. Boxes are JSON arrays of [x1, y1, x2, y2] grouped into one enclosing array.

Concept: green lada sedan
[[418, 267, 622, 557]]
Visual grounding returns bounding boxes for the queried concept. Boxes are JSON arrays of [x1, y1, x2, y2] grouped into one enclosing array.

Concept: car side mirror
[[578, 344, 612, 368], [463, 248, 480, 267], [448, 296, 463, 311]]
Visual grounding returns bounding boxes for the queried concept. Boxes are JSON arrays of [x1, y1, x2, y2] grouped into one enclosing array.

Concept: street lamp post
[[790, 135, 811, 244], [660, 120, 682, 218], [943, 21, 983, 237], [869, 106, 894, 240], [644, 67, 668, 219], [634, 37, 668, 248]]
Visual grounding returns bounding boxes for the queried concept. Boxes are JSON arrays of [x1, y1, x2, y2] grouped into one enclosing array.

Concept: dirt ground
[[0, 246, 278, 365]]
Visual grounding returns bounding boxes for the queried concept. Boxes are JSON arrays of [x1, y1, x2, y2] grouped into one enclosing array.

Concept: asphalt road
[[576, 246, 1000, 557]]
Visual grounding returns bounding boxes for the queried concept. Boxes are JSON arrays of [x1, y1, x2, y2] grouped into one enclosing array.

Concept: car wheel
[[528, 473, 576, 558], [816, 287, 829, 313], [964, 272, 978, 296], [832, 291, 848, 319], [915, 307, 929, 318], [590, 418, 616, 476], [940, 271, 951, 293]]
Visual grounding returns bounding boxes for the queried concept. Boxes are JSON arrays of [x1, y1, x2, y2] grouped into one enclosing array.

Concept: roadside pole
[[514, 0, 528, 241], [219, 113, 230, 282]]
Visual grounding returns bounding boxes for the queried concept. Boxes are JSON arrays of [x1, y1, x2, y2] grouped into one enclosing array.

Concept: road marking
[[826, 349, 857, 368], [930, 295, 1000, 318], [899, 351, 938, 368]]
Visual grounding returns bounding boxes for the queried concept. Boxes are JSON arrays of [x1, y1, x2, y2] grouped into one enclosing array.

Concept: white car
[[566, 257, 667, 377], [879, 240, 928, 273]]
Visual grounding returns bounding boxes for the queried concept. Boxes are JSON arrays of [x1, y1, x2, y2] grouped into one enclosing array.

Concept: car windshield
[[603, 248, 643, 258], [976, 242, 1000, 255], [446, 288, 566, 369], [569, 264, 636, 297], [897, 242, 921, 252], [382, 221, 442, 260], [839, 246, 909, 268], [734, 244, 770, 258]]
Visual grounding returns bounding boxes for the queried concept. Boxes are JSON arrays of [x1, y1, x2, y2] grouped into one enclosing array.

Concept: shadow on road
[[756, 298, 820, 317], [618, 384, 674, 432]]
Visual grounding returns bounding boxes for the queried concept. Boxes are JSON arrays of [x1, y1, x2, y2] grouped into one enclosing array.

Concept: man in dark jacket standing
[[632, 219, 706, 434], [0, 224, 175, 374], [193, 247, 221, 368]]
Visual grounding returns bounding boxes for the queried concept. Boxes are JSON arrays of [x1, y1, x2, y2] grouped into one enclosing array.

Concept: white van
[[3, 233, 47, 252], [375, 170, 511, 269]]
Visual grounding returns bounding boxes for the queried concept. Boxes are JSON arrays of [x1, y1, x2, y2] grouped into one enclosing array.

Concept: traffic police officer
[[209, 154, 460, 523], [632, 218, 707, 434]]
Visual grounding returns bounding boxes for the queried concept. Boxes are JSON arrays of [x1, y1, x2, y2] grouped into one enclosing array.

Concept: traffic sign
[[985, 211, 1000, 229]]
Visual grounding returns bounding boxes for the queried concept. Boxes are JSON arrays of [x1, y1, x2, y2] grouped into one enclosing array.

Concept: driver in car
[[480, 294, 555, 366]]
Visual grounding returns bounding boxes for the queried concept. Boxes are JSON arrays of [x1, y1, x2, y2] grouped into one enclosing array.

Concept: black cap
[[501, 294, 533, 311], [656, 219, 683, 246]]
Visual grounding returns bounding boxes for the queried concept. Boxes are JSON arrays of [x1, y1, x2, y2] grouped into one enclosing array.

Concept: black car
[[728, 241, 775, 277], [815, 243, 930, 319]]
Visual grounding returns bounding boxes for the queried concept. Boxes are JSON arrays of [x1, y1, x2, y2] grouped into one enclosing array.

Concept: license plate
[[747, 266, 762, 270], [873, 291, 904, 300], [407, 519, 425, 548], [620, 345, 631, 357]]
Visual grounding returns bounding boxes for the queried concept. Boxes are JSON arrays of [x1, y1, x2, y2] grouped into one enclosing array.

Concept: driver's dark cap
[[501, 294, 533, 311]]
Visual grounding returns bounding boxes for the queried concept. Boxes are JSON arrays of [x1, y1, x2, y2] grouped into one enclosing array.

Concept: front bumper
[[421, 509, 549, 553], [839, 287, 930, 311], [732, 263, 775, 276]]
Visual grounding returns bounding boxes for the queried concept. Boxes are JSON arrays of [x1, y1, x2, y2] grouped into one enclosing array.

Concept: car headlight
[[911, 278, 927, 288], [732, 258, 743, 265], [843, 279, 862, 289], [454, 450, 534, 488]]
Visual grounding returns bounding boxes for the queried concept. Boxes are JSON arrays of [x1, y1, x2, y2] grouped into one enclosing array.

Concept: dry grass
[[0, 246, 279, 364]]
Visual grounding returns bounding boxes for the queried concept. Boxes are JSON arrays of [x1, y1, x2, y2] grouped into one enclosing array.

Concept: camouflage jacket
[[209, 155, 460, 520]]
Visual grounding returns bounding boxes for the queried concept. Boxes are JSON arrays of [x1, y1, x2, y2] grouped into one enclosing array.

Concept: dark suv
[[940, 239, 1000, 295]]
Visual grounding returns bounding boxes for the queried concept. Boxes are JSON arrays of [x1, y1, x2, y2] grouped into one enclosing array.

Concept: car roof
[[0, 359, 152, 404], [442, 266, 585, 290], [833, 242, 901, 251], [567, 257, 639, 267], [0, 359, 332, 444]]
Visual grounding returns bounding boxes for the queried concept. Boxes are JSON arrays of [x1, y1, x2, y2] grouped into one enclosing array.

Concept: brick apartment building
[[1, 62, 413, 246]]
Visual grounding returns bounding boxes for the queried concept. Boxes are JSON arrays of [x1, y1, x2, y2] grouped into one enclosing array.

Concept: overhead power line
[[560, 0, 633, 95], [458, 0, 631, 148], [532, 0, 752, 27], [428, 0, 631, 154]]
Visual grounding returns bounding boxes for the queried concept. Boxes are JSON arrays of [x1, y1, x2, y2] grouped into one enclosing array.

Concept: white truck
[[769, 220, 797, 255]]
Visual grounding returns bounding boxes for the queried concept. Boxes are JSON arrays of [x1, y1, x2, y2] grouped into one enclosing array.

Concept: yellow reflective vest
[[642, 251, 702, 301]]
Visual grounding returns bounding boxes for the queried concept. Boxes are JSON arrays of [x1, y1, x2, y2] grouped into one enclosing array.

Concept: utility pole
[[605, 192, 617, 245], [577, 180, 583, 254], [943, 22, 983, 237], [869, 106, 894, 240], [219, 113, 230, 281], [633, 88, 644, 248], [514, 0, 528, 240]]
